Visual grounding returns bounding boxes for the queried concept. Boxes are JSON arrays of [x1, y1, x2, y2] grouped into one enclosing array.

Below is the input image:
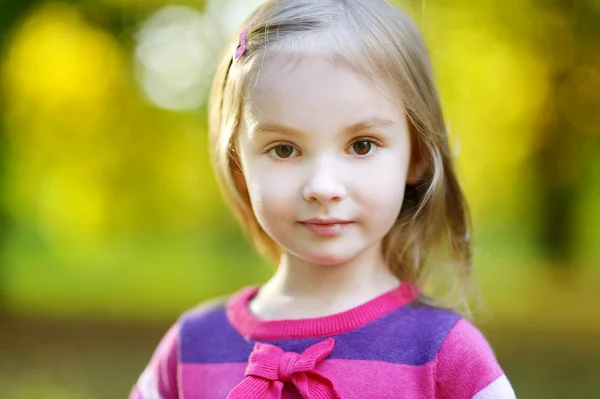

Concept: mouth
[[297, 218, 353, 236], [299, 218, 352, 224]]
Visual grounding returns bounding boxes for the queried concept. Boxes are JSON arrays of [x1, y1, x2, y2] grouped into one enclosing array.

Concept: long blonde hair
[[208, 0, 473, 312]]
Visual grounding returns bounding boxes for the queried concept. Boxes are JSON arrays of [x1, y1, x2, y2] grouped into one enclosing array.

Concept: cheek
[[367, 179, 406, 221], [350, 154, 409, 221], [244, 166, 298, 222], [355, 153, 408, 196]]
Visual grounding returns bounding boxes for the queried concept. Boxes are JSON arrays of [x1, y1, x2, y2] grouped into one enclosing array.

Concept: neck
[[251, 243, 401, 320]]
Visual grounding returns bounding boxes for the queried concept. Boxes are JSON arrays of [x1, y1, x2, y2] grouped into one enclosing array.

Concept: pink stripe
[[181, 363, 245, 399], [181, 359, 435, 398], [435, 318, 504, 398], [147, 324, 180, 399], [227, 283, 419, 340]]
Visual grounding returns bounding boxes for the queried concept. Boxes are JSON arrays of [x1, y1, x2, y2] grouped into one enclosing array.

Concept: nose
[[302, 157, 347, 204]]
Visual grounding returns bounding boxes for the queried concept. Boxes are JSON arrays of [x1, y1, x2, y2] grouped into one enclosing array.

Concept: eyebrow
[[253, 118, 396, 137]]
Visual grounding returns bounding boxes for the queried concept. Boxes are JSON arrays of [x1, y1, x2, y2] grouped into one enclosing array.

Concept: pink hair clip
[[234, 27, 248, 61]]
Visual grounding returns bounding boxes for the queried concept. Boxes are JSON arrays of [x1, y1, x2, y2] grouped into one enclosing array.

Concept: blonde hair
[[208, 0, 473, 312]]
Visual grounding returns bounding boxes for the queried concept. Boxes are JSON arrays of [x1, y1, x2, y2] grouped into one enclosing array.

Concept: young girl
[[130, 0, 517, 397]]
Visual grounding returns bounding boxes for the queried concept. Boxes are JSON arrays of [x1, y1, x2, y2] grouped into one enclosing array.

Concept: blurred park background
[[0, 0, 599, 397]]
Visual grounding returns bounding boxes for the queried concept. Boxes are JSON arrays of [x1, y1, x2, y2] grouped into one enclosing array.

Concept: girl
[[130, 0, 517, 398]]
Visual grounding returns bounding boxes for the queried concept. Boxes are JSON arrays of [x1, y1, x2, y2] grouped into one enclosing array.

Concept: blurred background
[[0, 0, 599, 397]]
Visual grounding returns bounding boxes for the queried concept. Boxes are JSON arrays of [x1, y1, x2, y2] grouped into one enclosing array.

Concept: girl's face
[[237, 55, 414, 266]]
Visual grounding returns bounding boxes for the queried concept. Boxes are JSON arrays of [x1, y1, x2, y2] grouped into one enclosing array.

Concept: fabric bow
[[227, 338, 342, 399]]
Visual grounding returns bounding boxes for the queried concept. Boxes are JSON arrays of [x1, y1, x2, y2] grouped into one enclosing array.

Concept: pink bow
[[227, 338, 341, 399]]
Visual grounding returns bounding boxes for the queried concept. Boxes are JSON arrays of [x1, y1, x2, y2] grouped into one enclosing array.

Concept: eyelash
[[265, 138, 382, 160]]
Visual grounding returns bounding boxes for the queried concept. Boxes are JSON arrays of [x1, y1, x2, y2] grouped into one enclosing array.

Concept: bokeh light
[[134, 5, 217, 110]]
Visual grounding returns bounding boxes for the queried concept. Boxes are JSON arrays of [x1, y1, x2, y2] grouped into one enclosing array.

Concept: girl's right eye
[[268, 144, 299, 159]]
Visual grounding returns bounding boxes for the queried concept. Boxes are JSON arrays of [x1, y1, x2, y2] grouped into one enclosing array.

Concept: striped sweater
[[130, 283, 516, 398]]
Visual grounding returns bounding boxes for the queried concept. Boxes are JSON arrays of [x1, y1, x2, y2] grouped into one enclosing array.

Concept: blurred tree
[[527, 0, 600, 269], [0, 0, 44, 311], [0, 0, 242, 317]]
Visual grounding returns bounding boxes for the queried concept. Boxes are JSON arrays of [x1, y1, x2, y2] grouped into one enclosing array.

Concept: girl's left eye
[[349, 140, 378, 156]]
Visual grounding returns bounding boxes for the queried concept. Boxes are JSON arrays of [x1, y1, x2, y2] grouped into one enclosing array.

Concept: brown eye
[[273, 145, 295, 158], [352, 141, 372, 155]]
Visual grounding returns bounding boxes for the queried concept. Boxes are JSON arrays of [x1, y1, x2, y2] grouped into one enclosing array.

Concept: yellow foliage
[[0, 2, 221, 258], [423, 5, 549, 218], [3, 3, 122, 109]]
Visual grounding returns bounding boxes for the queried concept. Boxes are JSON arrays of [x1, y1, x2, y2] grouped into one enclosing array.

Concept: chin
[[290, 248, 360, 266]]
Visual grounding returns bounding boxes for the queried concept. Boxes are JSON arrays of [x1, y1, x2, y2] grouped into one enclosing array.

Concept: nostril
[[302, 185, 347, 203]]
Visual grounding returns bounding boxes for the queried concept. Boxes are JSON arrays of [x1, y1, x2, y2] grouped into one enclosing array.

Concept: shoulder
[[366, 300, 463, 364], [179, 286, 258, 328], [180, 293, 231, 328], [178, 291, 239, 348], [435, 317, 498, 372], [131, 323, 180, 399], [337, 299, 462, 365], [130, 291, 240, 399], [434, 317, 516, 399], [179, 288, 258, 364], [380, 300, 517, 398]]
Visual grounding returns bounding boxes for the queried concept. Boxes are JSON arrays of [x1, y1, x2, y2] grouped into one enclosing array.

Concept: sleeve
[[129, 324, 180, 399], [434, 318, 517, 399]]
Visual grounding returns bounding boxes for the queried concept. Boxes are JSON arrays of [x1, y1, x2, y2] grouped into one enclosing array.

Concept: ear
[[407, 163, 424, 186], [407, 142, 427, 186]]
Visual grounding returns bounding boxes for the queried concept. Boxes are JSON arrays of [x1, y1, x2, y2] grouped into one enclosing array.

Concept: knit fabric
[[130, 284, 516, 399]]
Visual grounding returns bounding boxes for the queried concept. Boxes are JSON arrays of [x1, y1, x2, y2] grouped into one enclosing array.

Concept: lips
[[299, 218, 351, 225], [297, 218, 353, 237]]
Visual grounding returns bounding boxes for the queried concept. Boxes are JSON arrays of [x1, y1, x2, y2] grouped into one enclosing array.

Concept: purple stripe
[[180, 304, 460, 366]]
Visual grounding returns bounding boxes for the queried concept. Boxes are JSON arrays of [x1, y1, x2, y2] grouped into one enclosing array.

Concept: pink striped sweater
[[130, 284, 516, 398]]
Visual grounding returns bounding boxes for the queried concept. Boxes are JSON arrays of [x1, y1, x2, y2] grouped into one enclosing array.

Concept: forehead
[[244, 53, 404, 130]]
